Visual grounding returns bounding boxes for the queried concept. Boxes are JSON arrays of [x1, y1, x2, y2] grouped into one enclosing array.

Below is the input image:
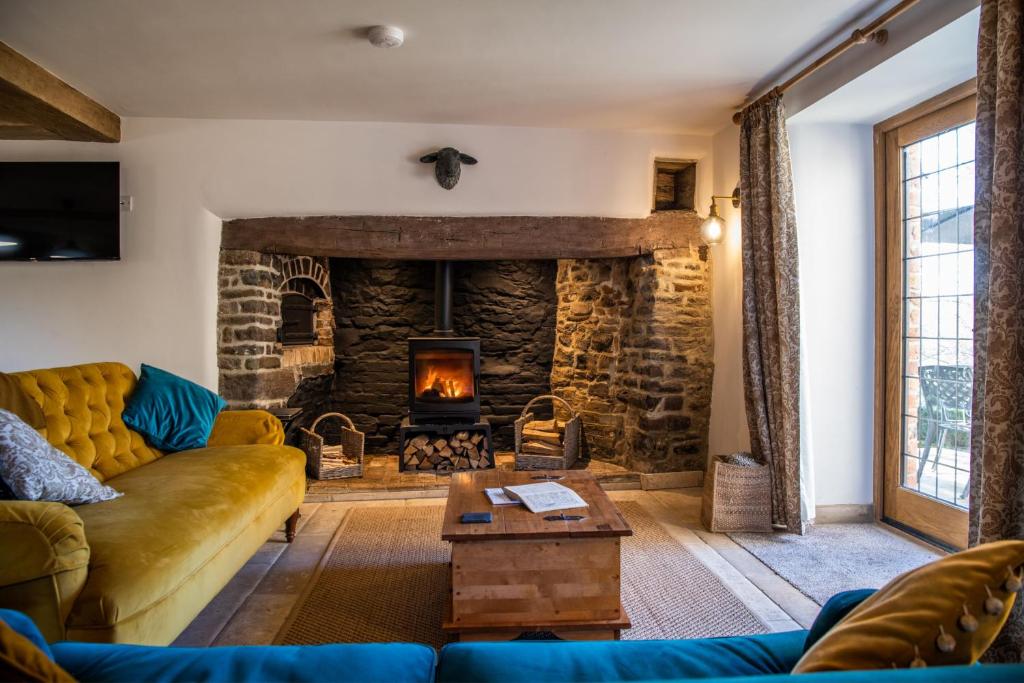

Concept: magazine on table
[[500, 482, 589, 514], [484, 488, 520, 506]]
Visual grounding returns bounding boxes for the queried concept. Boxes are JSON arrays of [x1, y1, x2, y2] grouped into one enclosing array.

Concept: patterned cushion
[[0, 409, 121, 505]]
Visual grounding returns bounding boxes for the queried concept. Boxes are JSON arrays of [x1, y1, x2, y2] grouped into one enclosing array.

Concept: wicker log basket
[[514, 394, 582, 471], [701, 452, 772, 533], [300, 412, 364, 480]]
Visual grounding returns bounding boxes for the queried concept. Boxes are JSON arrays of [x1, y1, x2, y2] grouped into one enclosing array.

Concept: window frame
[[873, 78, 976, 549]]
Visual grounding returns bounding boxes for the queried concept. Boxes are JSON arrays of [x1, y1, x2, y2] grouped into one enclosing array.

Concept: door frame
[[872, 78, 976, 550]]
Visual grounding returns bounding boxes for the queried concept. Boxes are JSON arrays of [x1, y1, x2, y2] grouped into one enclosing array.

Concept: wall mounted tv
[[0, 162, 120, 261]]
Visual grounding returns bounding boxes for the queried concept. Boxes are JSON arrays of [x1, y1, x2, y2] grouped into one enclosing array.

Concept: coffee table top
[[441, 469, 632, 542]]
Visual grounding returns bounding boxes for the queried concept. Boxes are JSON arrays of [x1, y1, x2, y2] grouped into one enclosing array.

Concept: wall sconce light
[[700, 187, 741, 245]]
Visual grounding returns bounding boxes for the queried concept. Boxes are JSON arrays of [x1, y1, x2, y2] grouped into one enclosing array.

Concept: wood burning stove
[[400, 261, 494, 473], [408, 337, 480, 424]]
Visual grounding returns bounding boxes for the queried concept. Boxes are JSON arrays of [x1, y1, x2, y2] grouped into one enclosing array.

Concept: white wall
[[0, 118, 713, 390], [707, 124, 750, 457], [707, 119, 875, 507], [788, 122, 875, 506]]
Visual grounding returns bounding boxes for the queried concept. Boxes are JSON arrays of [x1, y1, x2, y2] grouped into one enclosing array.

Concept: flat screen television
[[0, 162, 120, 261]]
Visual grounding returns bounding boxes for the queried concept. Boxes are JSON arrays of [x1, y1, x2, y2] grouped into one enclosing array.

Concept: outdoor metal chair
[[918, 364, 972, 499]]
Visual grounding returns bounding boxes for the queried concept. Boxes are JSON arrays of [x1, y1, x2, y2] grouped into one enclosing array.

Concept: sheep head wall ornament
[[419, 147, 478, 190]]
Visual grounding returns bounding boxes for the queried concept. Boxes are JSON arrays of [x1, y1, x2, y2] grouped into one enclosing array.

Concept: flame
[[414, 352, 475, 401], [421, 368, 465, 398]]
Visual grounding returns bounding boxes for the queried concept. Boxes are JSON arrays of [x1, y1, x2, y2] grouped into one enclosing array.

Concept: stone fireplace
[[217, 252, 335, 409], [217, 209, 714, 475]]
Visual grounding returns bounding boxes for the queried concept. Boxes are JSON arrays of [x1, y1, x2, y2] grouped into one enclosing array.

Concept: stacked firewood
[[403, 431, 489, 472], [519, 418, 566, 457]]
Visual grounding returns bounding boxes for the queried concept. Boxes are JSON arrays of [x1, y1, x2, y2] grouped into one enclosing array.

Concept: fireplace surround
[[217, 209, 713, 475]]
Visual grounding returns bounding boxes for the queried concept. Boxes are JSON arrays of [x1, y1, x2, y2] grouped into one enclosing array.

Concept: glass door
[[877, 89, 975, 549]]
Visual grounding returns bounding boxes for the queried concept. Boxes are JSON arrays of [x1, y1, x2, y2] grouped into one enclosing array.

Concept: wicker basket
[[514, 395, 582, 470], [301, 412, 364, 480], [701, 453, 772, 533]]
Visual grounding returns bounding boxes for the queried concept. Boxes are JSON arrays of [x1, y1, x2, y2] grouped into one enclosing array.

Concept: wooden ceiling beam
[[222, 211, 702, 260], [0, 41, 120, 142]]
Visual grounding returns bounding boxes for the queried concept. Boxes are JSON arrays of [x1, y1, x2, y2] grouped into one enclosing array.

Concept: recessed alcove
[[217, 211, 713, 474]]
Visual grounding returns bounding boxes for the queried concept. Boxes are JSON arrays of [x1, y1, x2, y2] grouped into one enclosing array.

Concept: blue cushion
[[698, 664, 1024, 682], [122, 364, 226, 452], [53, 641, 437, 683], [436, 631, 807, 683], [804, 589, 876, 653], [0, 609, 52, 660]]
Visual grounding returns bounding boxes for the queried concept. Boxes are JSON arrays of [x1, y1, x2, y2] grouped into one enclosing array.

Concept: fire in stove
[[414, 349, 475, 402]]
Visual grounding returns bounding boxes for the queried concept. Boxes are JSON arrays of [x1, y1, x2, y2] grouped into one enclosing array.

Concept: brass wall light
[[700, 187, 740, 245]]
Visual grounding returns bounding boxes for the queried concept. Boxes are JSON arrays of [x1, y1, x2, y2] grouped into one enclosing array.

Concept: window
[[280, 293, 316, 345], [875, 81, 975, 549]]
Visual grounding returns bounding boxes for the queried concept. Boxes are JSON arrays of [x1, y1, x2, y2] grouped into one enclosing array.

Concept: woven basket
[[514, 394, 581, 470], [301, 412, 364, 480], [701, 453, 772, 533]]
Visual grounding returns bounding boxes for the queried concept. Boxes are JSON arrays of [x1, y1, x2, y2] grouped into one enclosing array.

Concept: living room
[[1, 0, 1022, 681]]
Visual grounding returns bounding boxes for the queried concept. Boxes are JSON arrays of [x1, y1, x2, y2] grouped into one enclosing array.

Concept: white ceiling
[[790, 7, 979, 125], [0, 0, 888, 134]]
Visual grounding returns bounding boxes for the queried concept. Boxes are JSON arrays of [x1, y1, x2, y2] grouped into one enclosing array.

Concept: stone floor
[[174, 488, 819, 647], [305, 451, 641, 501]]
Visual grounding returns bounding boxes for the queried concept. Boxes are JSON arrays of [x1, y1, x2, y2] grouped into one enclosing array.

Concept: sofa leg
[[285, 509, 300, 543]]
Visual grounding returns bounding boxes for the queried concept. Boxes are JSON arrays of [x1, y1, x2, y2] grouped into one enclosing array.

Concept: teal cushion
[[437, 631, 807, 683], [804, 589, 876, 653], [699, 664, 1024, 682], [122, 364, 226, 452], [0, 609, 52, 660], [53, 642, 437, 683]]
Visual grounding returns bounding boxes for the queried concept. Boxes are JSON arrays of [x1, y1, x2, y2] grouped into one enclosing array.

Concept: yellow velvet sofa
[[0, 362, 306, 645]]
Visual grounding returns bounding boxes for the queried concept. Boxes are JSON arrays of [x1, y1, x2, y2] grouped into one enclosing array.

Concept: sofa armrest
[[0, 501, 90, 642], [207, 410, 286, 447]]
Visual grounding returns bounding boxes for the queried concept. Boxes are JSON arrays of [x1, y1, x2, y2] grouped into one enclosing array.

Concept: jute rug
[[277, 502, 767, 648], [729, 523, 942, 605]]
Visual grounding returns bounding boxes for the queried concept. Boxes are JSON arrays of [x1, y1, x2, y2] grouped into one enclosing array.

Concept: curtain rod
[[732, 0, 920, 124]]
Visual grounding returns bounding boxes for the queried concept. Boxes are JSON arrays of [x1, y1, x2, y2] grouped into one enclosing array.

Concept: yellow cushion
[[207, 410, 286, 447], [11, 363, 162, 482], [66, 443, 305, 633], [0, 372, 46, 430], [0, 618, 75, 683], [794, 539, 1024, 672]]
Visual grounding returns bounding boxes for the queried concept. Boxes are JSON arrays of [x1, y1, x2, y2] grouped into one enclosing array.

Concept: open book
[[501, 482, 589, 514]]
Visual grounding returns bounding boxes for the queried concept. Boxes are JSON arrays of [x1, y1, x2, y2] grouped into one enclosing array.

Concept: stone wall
[[217, 250, 334, 408], [550, 246, 713, 473], [217, 246, 713, 473], [324, 259, 557, 453]]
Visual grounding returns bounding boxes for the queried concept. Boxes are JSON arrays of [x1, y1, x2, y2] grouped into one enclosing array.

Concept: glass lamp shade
[[700, 213, 724, 245]]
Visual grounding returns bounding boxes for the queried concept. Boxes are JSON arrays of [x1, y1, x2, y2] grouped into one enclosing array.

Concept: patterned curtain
[[970, 0, 1024, 662], [739, 90, 805, 534]]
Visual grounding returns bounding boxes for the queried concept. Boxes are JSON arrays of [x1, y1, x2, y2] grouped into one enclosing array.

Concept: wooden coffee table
[[441, 469, 632, 641]]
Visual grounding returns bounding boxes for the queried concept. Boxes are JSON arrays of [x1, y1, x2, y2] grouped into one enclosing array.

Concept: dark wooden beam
[[222, 211, 702, 260], [0, 41, 120, 142]]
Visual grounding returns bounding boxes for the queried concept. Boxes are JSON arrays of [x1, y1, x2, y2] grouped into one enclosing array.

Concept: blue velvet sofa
[[4, 608, 1024, 683]]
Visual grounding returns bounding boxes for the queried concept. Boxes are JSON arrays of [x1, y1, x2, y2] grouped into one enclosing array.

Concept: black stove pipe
[[434, 260, 454, 335]]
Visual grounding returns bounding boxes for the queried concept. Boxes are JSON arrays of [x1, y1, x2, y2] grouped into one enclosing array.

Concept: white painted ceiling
[[791, 7, 979, 125], [0, 0, 887, 134]]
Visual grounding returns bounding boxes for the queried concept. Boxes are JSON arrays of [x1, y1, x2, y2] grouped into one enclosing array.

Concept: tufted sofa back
[[10, 363, 163, 482]]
